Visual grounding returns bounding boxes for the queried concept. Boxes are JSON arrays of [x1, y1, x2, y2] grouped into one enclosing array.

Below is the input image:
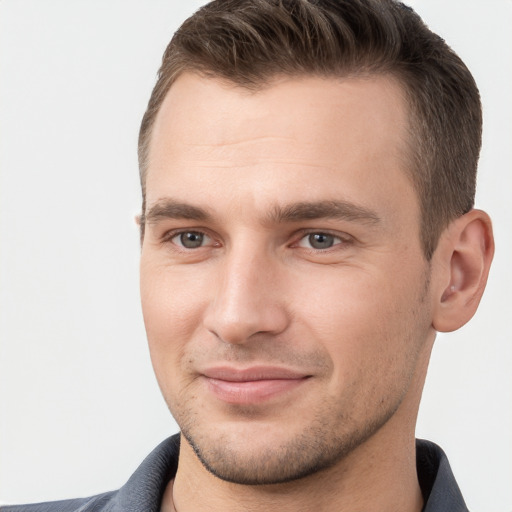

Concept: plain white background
[[0, 1, 510, 510]]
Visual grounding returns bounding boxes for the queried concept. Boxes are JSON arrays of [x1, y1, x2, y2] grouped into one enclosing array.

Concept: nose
[[203, 247, 289, 345]]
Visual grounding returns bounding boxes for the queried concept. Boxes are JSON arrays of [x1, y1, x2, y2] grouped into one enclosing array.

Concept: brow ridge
[[143, 198, 380, 227], [268, 200, 381, 225], [145, 199, 211, 224]]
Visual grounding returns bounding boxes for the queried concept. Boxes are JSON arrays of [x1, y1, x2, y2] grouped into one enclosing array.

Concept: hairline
[[138, 68, 428, 255], [139, 68, 417, 176]]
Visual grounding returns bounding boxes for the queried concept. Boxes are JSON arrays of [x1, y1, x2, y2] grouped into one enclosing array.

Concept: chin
[[179, 411, 387, 486], [182, 428, 335, 485]]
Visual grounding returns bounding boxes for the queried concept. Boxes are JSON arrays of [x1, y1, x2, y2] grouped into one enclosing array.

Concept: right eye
[[171, 231, 211, 249]]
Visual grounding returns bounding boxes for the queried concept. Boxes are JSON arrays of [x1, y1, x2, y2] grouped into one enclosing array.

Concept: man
[[1, 0, 495, 511]]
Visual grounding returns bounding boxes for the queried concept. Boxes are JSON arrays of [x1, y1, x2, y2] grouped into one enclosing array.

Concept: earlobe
[[432, 209, 494, 333]]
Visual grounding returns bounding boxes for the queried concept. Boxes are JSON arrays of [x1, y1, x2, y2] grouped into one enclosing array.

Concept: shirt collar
[[109, 435, 468, 512], [416, 439, 469, 512]]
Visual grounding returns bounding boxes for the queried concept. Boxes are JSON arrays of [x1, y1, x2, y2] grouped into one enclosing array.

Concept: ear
[[431, 209, 494, 332], [134, 213, 145, 245]]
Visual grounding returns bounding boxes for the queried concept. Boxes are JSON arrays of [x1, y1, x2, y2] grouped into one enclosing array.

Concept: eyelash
[[160, 229, 353, 252], [293, 230, 352, 251], [161, 229, 217, 249]]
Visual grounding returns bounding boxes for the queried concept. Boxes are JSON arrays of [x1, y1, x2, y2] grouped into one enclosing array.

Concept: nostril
[[203, 302, 289, 345]]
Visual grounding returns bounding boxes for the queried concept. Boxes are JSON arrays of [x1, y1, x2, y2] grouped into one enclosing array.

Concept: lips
[[201, 366, 310, 404]]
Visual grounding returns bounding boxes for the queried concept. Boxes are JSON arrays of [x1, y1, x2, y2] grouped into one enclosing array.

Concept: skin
[[139, 73, 493, 512]]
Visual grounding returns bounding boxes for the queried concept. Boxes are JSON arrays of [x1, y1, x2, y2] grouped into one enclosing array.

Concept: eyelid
[[161, 228, 219, 248], [159, 227, 353, 251], [292, 229, 353, 249], [173, 231, 211, 248]]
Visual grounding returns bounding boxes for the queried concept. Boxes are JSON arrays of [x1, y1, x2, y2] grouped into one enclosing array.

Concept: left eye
[[171, 231, 211, 249], [297, 233, 342, 250]]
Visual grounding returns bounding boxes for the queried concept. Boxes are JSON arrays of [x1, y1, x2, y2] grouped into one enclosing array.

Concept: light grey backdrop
[[1, 1, 511, 510]]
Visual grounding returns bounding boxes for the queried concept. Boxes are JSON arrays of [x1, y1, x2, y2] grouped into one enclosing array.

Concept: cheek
[[292, 262, 429, 378], [140, 260, 210, 376], [294, 264, 408, 331]]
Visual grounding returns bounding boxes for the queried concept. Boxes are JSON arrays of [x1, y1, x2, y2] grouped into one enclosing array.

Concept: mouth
[[200, 366, 311, 405]]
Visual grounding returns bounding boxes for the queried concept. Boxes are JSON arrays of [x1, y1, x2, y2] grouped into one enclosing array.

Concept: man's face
[[140, 73, 436, 484]]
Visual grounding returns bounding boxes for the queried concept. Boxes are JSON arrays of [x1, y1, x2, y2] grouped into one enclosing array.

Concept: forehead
[[146, 73, 416, 226], [151, 72, 410, 158]]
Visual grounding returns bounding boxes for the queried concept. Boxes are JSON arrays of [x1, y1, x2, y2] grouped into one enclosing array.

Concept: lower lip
[[205, 377, 308, 404]]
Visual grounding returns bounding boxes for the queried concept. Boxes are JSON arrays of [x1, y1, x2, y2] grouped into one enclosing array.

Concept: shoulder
[[1, 435, 181, 512], [0, 492, 117, 512]]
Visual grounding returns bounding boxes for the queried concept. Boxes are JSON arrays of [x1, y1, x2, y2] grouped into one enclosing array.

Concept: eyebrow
[[145, 200, 212, 225], [267, 200, 381, 225], [144, 198, 381, 226]]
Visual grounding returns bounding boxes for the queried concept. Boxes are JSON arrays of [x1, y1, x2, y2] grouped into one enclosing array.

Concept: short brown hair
[[138, 0, 482, 259]]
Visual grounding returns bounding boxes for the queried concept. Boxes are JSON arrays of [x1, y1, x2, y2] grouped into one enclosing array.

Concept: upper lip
[[201, 366, 310, 382]]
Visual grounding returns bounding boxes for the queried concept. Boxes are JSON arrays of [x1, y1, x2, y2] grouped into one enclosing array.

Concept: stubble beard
[[172, 388, 407, 486]]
